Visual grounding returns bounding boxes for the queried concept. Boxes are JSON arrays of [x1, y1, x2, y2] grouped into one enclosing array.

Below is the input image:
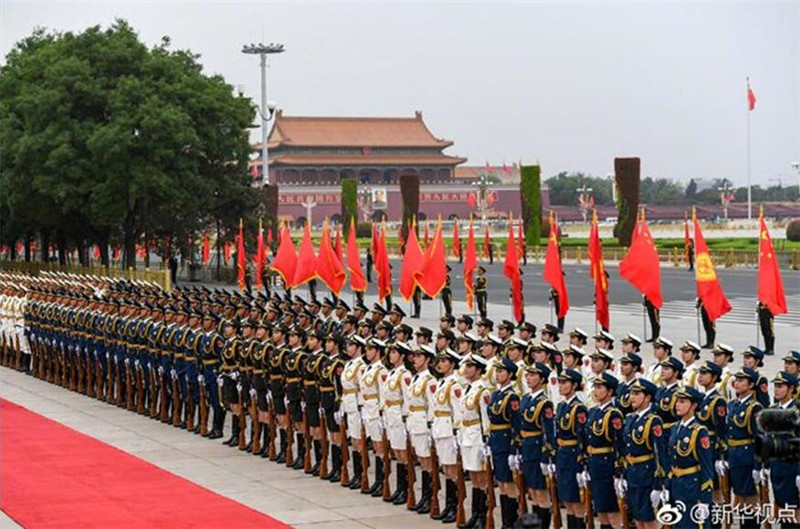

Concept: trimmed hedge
[[787, 219, 800, 242], [341, 178, 358, 234], [614, 157, 640, 246], [399, 174, 420, 247], [263, 184, 279, 236], [520, 164, 542, 246]]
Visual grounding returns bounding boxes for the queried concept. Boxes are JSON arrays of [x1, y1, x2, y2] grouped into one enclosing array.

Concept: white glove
[[106, 352, 110, 360], [134, 359, 140, 368], [216, 376, 223, 387], [300, 400, 306, 411], [796, 476, 799, 489], [236, 383, 242, 393], [752, 470, 762, 485], [660, 488, 670, 503], [516, 454, 523, 469], [230, 371, 239, 381], [580, 470, 591, 485], [319, 407, 325, 418], [547, 463, 556, 476], [508, 455, 518, 471], [482, 446, 493, 458], [158, 366, 164, 375], [614, 478, 624, 497], [124, 358, 130, 367], [761, 468, 770, 482], [540, 463, 550, 476], [714, 460, 726, 477], [650, 490, 661, 508], [249, 388, 256, 398], [171, 369, 177, 380], [266, 391, 273, 404], [576, 472, 586, 488]]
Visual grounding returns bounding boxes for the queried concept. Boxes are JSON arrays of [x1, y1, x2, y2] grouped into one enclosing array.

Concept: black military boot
[[368, 457, 384, 497], [347, 451, 362, 489], [256, 425, 269, 457], [310, 440, 322, 476], [387, 463, 405, 503], [499, 495, 511, 529], [438, 479, 458, 523], [414, 471, 432, 514], [459, 488, 484, 529], [292, 433, 305, 469], [537, 505, 551, 529], [208, 409, 224, 440], [224, 415, 239, 446], [276, 430, 287, 463], [327, 445, 341, 483]]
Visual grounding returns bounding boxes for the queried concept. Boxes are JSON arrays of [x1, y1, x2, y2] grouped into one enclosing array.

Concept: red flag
[[485, 161, 493, 173], [619, 208, 663, 308], [453, 220, 461, 259], [502, 162, 512, 175], [544, 212, 569, 319], [503, 215, 524, 323], [316, 221, 346, 295], [94, 245, 101, 260], [684, 212, 691, 264], [272, 225, 297, 288], [236, 220, 246, 291], [589, 211, 610, 329], [334, 225, 343, 263], [400, 220, 424, 301], [223, 241, 231, 264], [517, 220, 525, 260], [347, 219, 367, 292], [255, 220, 265, 291], [483, 224, 490, 260], [464, 217, 477, 311], [375, 224, 393, 301], [266, 228, 273, 246], [414, 220, 447, 298], [693, 208, 731, 321], [467, 193, 477, 208], [113, 247, 120, 261], [758, 208, 787, 316], [293, 223, 317, 288], [747, 78, 757, 111], [202, 233, 211, 265], [251, 164, 259, 179]]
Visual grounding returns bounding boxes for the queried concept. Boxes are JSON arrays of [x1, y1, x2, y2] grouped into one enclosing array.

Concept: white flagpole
[[747, 76, 752, 221]]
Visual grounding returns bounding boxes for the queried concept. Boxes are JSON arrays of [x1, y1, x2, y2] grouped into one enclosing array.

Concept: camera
[[755, 408, 800, 462]]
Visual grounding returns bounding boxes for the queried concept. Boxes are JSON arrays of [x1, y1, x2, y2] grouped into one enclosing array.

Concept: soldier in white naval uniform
[[340, 335, 366, 488], [407, 344, 438, 514], [645, 336, 673, 385], [360, 338, 388, 496], [712, 343, 737, 400], [679, 340, 703, 389], [431, 348, 464, 523], [381, 341, 413, 505]]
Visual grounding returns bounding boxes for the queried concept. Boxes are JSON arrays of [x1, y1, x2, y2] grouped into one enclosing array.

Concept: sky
[[2, 1, 799, 187]]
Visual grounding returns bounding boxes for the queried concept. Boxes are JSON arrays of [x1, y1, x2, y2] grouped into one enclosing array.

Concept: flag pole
[[747, 77, 752, 221], [755, 204, 762, 347]]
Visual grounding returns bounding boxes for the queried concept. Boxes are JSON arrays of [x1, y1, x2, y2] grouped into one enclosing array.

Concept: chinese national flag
[[619, 208, 663, 308], [236, 220, 246, 291], [375, 224, 393, 301], [293, 223, 317, 288], [202, 233, 211, 265], [453, 220, 461, 259], [346, 220, 367, 292], [747, 78, 757, 111], [272, 225, 297, 288], [464, 217, 477, 311], [483, 224, 490, 260], [693, 209, 731, 321], [255, 221, 265, 291], [503, 215, 524, 323], [316, 221, 346, 295], [588, 211, 610, 329], [414, 220, 447, 298], [334, 225, 343, 263], [400, 220, 424, 301], [543, 212, 569, 319], [758, 208, 788, 315]]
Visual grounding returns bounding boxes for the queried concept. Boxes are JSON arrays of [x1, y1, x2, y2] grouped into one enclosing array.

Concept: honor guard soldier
[[741, 346, 771, 408], [480, 335, 503, 394], [757, 301, 775, 356], [382, 341, 413, 505], [220, 318, 243, 446], [556, 368, 589, 529], [456, 314, 475, 338], [569, 327, 589, 349], [585, 348, 614, 408], [497, 320, 515, 348], [782, 350, 800, 384], [251, 321, 270, 454], [563, 345, 588, 402], [488, 357, 522, 529], [415, 327, 433, 348], [517, 321, 536, 343], [407, 345, 438, 514], [654, 356, 683, 432], [679, 341, 703, 389], [360, 338, 388, 496], [269, 324, 289, 462], [304, 329, 326, 474], [442, 265, 453, 318], [476, 318, 493, 340], [663, 386, 713, 529], [431, 348, 464, 523], [540, 323, 560, 346], [342, 335, 366, 489], [646, 337, 673, 385], [475, 267, 488, 320], [763, 371, 799, 527], [520, 362, 557, 529], [201, 312, 226, 440], [620, 378, 667, 529], [440, 315, 455, 334], [505, 338, 528, 396], [459, 354, 492, 529], [712, 343, 736, 401], [616, 353, 643, 416], [581, 372, 625, 529], [696, 299, 716, 349], [549, 288, 565, 333], [724, 367, 764, 529], [183, 309, 205, 433], [695, 361, 728, 514], [320, 334, 346, 481], [643, 296, 660, 342], [285, 327, 308, 468]]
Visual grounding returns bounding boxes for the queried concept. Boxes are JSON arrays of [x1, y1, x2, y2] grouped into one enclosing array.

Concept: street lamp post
[[718, 182, 735, 221], [576, 184, 594, 223], [471, 174, 494, 223], [357, 186, 373, 222], [242, 42, 285, 187], [792, 162, 800, 200]]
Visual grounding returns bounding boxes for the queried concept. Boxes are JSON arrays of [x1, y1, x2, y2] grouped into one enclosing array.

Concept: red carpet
[[0, 399, 293, 529]]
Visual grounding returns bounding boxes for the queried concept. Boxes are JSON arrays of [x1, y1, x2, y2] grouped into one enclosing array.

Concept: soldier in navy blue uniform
[[694, 360, 728, 521], [620, 378, 666, 529], [556, 368, 588, 529], [663, 386, 713, 529], [654, 356, 683, 433], [741, 346, 771, 408], [724, 367, 764, 529], [763, 371, 800, 529], [581, 372, 625, 529], [201, 312, 225, 439], [520, 362, 557, 529], [616, 353, 643, 416], [488, 356, 522, 529]]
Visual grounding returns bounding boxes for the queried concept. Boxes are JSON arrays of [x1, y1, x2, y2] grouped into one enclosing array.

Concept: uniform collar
[[679, 416, 695, 428], [499, 383, 513, 393], [599, 400, 612, 411], [738, 393, 753, 404], [636, 405, 652, 418], [529, 389, 544, 400]]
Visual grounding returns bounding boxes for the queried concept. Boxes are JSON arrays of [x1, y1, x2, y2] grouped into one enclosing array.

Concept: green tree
[[341, 178, 358, 234], [545, 172, 614, 206], [614, 157, 640, 246], [520, 164, 542, 246]]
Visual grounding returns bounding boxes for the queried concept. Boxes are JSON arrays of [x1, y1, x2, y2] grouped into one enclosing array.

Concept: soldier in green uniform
[[475, 267, 488, 319]]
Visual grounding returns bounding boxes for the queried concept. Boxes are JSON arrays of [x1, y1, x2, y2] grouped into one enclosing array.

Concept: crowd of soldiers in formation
[[0, 270, 798, 529]]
